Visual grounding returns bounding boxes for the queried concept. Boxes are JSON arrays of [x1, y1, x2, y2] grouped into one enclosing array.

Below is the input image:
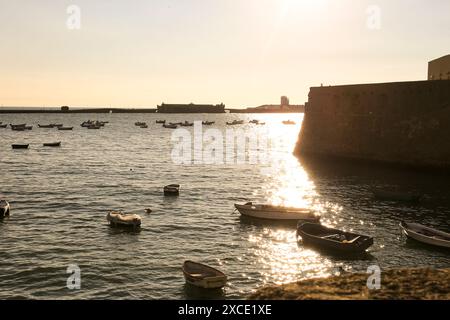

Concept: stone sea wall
[[295, 80, 450, 169]]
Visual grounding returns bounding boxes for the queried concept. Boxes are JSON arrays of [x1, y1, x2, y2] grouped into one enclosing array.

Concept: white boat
[[234, 202, 319, 221], [106, 211, 142, 228], [400, 222, 450, 248], [182, 261, 227, 289], [0, 200, 10, 218]]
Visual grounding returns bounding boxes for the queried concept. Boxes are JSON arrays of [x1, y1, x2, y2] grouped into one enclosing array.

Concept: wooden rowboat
[[182, 261, 227, 289], [11, 144, 29, 149], [0, 200, 10, 218], [164, 184, 180, 196], [297, 223, 374, 254], [163, 124, 178, 129], [43, 142, 61, 147], [38, 124, 54, 128], [156, 120, 166, 124], [58, 127, 73, 131], [400, 221, 450, 249], [234, 202, 319, 222], [0, 124, 7, 128], [106, 211, 142, 228]]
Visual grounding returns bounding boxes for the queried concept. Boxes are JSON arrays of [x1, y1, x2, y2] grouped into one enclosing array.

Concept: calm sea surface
[[0, 113, 449, 299]]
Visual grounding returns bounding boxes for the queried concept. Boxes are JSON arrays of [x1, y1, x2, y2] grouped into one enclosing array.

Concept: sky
[[0, 0, 449, 108]]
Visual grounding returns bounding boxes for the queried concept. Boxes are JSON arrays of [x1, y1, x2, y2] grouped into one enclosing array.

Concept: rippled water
[[0, 113, 449, 299]]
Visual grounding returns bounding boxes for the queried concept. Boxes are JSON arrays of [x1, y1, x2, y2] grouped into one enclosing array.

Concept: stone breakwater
[[248, 268, 450, 300], [295, 80, 450, 169]]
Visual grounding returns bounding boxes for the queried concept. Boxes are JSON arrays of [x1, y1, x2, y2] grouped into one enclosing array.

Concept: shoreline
[[248, 268, 450, 300]]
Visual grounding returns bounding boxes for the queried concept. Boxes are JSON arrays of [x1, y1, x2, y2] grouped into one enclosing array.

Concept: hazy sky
[[0, 0, 449, 108]]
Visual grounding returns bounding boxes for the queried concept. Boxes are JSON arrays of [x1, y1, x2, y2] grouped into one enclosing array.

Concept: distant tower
[[281, 96, 289, 109]]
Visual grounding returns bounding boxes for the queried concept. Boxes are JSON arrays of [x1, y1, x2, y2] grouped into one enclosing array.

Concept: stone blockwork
[[295, 80, 450, 169]]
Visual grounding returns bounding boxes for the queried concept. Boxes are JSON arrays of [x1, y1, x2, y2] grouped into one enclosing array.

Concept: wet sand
[[249, 268, 450, 300]]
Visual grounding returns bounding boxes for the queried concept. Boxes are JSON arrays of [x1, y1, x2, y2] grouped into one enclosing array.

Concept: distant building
[[157, 103, 225, 113], [428, 54, 450, 80], [242, 96, 304, 113]]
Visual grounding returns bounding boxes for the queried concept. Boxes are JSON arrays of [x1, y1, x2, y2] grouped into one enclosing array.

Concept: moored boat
[[164, 184, 180, 196], [297, 222, 374, 254], [43, 141, 61, 147], [135, 121, 146, 126], [234, 202, 319, 222], [106, 211, 142, 228], [11, 144, 29, 149], [163, 124, 178, 129], [0, 200, 10, 218], [52, 124, 63, 128], [58, 127, 73, 131], [400, 221, 450, 249], [24, 125, 33, 130], [182, 261, 227, 289], [202, 121, 215, 125], [180, 121, 194, 127], [156, 120, 166, 124], [38, 124, 54, 128], [226, 120, 244, 125], [11, 126, 26, 131], [0, 124, 7, 128], [282, 120, 296, 125]]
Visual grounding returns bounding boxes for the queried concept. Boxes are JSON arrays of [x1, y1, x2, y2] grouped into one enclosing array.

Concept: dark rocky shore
[[248, 268, 450, 300]]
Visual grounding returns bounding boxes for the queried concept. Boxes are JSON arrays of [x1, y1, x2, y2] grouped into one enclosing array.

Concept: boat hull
[[297, 223, 374, 254], [11, 144, 29, 149], [182, 261, 227, 289], [400, 222, 450, 248], [234, 204, 319, 222], [107, 212, 141, 228]]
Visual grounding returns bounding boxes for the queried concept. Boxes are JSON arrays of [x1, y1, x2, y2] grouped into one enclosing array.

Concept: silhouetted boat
[[135, 122, 146, 126], [11, 144, 29, 149], [226, 120, 244, 125], [169, 122, 183, 126], [43, 141, 61, 147], [81, 121, 94, 127], [164, 184, 180, 196], [156, 120, 166, 124], [202, 121, 215, 125], [58, 127, 73, 131], [24, 125, 33, 130], [163, 124, 178, 129], [10, 124, 26, 128], [180, 121, 194, 127], [400, 221, 450, 249], [182, 261, 227, 289], [0, 124, 7, 128], [106, 211, 141, 228], [249, 119, 259, 124], [234, 202, 319, 222], [51, 124, 63, 128], [373, 190, 421, 202], [38, 124, 54, 128], [11, 124, 26, 131], [0, 200, 10, 218], [297, 222, 374, 254], [87, 125, 101, 129], [282, 120, 296, 125]]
